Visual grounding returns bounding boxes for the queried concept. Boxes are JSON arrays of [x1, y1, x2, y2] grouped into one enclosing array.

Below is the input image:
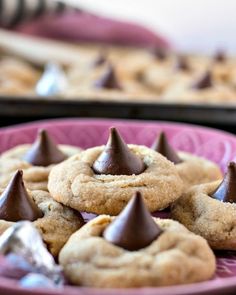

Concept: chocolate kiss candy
[[94, 65, 121, 90], [0, 170, 43, 222], [214, 50, 226, 62], [211, 162, 236, 203], [93, 53, 107, 67], [192, 71, 213, 89], [23, 129, 67, 167], [151, 132, 182, 164], [92, 127, 145, 175], [175, 56, 190, 71], [103, 192, 163, 251], [150, 47, 167, 60]]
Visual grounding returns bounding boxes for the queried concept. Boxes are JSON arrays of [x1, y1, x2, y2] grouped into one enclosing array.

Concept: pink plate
[[0, 118, 236, 295]]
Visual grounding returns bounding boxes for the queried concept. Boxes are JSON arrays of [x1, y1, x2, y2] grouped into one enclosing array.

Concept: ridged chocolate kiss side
[[92, 127, 146, 175], [94, 65, 121, 90], [0, 170, 43, 222], [23, 129, 67, 167], [151, 132, 182, 164], [103, 192, 163, 251], [211, 162, 236, 203], [192, 71, 213, 89]]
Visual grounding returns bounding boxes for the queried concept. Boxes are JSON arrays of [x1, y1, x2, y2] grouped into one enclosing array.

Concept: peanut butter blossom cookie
[[162, 69, 236, 104], [0, 129, 81, 191], [152, 132, 222, 188], [48, 127, 183, 215], [0, 170, 84, 256], [59, 192, 216, 288], [171, 162, 236, 250]]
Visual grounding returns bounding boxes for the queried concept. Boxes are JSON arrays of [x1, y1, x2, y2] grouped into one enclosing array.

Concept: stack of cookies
[[0, 126, 229, 288], [0, 129, 84, 256]]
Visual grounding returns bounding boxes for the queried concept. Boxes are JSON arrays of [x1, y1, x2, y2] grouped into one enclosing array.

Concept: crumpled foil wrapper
[[0, 221, 64, 286], [0, 253, 34, 279], [20, 273, 59, 289], [36, 62, 67, 96]]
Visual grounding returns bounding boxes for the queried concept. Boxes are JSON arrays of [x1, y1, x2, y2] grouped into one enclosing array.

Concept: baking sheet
[[1, 30, 236, 130], [1, 96, 236, 126]]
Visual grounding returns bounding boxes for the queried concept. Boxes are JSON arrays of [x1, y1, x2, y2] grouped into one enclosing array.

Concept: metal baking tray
[[1, 96, 236, 131], [0, 30, 235, 132]]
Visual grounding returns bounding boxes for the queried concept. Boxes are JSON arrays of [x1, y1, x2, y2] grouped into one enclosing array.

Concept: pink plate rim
[[0, 117, 234, 136], [0, 118, 236, 295]]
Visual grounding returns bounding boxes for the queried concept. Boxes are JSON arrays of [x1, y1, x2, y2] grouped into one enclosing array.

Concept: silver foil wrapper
[[36, 62, 67, 96], [0, 221, 63, 285], [0, 253, 34, 279], [20, 273, 58, 289]]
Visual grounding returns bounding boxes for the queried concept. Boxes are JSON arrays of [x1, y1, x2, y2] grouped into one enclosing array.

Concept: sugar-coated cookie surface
[[171, 181, 236, 250], [176, 151, 222, 189], [59, 216, 216, 288], [0, 189, 84, 256], [0, 144, 81, 191], [162, 82, 236, 104], [48, 145, 183, 215]]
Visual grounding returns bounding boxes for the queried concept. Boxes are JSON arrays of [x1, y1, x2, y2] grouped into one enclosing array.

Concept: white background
[[65, 0, 236, 54]]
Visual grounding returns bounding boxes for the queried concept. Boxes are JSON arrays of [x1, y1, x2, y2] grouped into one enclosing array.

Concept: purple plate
[[0, 118, 236, 295]]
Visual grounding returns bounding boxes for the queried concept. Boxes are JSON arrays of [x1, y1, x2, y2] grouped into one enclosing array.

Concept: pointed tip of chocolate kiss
[[151, 132, 182, 164], [22, 129, 67, 167], [211, 162, 236, 203], [94, 64, 121, 90], [103, 191, 163, 251], [192, 70, 213, 90], [92, 127, 145, 175], [0, 170, 43, 222], [175, 56, 190, 71]]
